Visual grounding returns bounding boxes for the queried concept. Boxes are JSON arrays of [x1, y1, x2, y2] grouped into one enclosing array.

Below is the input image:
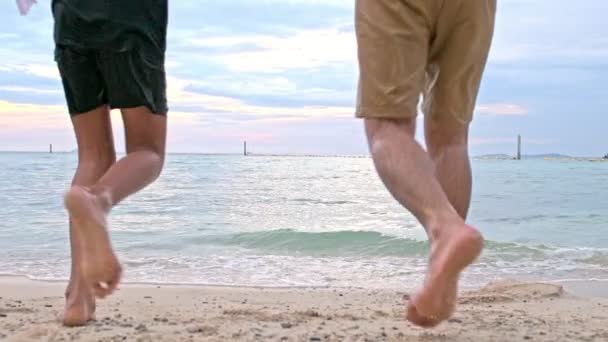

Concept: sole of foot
[[65, 186, 122, 299], [407, 225, 483, 327]]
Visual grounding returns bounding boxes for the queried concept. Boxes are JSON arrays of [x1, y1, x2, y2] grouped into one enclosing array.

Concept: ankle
[[65, 277, 88, 297], [426, 212, 466, 242], [88, 186, 113, 213]]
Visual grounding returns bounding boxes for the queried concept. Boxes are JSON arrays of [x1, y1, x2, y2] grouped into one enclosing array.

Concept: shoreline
[[3, 274, 608, 299], [1, 277, 607, 341]]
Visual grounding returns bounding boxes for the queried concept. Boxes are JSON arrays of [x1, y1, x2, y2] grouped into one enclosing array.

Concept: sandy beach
[[1, 277, 607, 341]]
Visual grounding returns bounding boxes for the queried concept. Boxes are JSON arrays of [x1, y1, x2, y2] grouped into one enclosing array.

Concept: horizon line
[[0, 150, 603, 159]]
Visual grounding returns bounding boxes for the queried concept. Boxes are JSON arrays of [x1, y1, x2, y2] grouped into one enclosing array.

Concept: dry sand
[[1, 277, 607, 341]]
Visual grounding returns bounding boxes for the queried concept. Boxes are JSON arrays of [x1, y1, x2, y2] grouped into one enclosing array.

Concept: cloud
[[489, 0, 608, 68], [0, 63, 60, 80], [1, 0, 607, 155], [189, 27, 356, 73], [0, 99, 200, 129], [475, 103, 528, 116], [0, 86, 62, 95], [183, 76, 354, 108], [165, 75, 354, 122]]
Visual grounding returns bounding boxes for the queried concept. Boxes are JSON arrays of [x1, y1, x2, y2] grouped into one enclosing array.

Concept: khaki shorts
[[355, 0, 496, 123]]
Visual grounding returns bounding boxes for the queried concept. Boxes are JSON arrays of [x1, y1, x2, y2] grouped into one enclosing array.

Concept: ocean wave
[[2, 230, 608, 288], [178, 229, 608, 264], [192, 229, 425, 256]]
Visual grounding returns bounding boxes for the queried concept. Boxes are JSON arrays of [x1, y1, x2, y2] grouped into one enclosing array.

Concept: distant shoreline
[[0, 151, 606, 160], [475, 154, 608, 162]]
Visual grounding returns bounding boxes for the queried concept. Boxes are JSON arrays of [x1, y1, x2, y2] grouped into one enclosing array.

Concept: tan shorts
[[355, 0, 496, 123]]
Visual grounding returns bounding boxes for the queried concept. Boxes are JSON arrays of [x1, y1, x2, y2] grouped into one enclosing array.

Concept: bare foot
[[407, 224, 483, 327], [64, 186, 122, 298], [61, 279, 96, 327]]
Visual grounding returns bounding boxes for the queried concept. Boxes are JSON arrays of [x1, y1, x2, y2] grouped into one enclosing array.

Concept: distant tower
[[244, 141, 247, 156], [49, 144, 53, 154], [517, 135, 521, 160]]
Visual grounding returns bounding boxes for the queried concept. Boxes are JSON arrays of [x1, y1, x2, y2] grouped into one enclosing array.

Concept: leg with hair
[[64, 106, 166, 298], [425, 115, 472, 219], [365, 117, 483, 326], [63, 106, 116, 326]]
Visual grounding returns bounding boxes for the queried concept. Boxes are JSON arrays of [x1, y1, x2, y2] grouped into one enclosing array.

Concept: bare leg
[[425, 114, 472, 219], [65, 106, 166, 298], [63, 106, 116, 326], [365, 118, 483, 327]]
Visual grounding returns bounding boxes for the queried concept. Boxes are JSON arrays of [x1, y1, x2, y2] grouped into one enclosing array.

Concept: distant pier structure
[[516, 135, 521, 160]]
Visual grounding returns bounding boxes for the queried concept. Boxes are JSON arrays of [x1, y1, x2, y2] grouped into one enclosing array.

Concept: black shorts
[[55, 46, 168, 116]]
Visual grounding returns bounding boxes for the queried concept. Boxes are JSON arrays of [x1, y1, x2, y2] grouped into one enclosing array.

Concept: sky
[[0, 0, 607, 156]]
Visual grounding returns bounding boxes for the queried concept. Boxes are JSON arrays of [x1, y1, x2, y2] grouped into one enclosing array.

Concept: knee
[[78, 150, 116, 171], [128, 144, 165, 177], [149, 150, 165, 178], [425, 116, 469, 156], [76, 154, 116, 181], [365, 117, 416, 156]]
